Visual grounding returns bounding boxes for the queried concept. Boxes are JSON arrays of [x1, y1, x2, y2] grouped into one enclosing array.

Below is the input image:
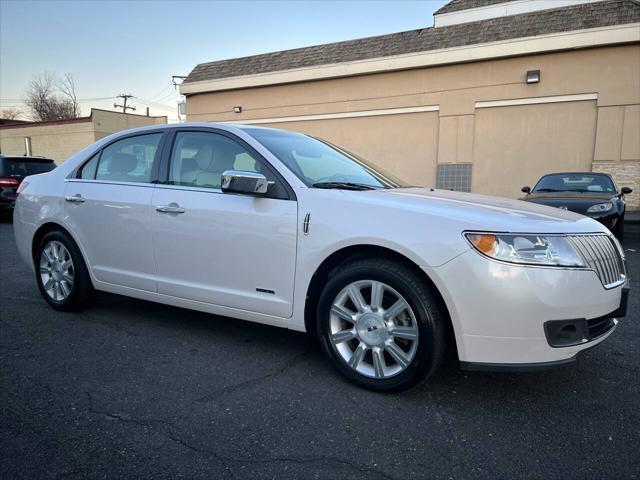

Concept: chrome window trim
[[65, 179, 155, 189], [154, 183, 224, 194]]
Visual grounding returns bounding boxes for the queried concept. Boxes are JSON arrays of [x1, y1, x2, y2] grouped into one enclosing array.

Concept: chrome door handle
[[156, 205, 185, 214], [65, 194, 85, 203]]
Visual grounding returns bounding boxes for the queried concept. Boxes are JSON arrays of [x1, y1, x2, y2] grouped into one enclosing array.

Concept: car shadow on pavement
[[83, 289, 618, 406]]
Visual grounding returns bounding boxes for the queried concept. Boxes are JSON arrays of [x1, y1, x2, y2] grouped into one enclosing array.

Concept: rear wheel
[[35, 230, 95, 311], [317, 258, 446, 392]]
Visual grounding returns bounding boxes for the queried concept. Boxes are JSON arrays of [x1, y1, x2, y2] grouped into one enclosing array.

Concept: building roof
[[0, 109, 167, 130], [183, 0, 640, 85], [435, 0, 506, 15]]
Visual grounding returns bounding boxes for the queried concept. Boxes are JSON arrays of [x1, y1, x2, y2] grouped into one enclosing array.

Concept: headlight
[[587, 203, 613, 213], [465, 233, 585, 267]]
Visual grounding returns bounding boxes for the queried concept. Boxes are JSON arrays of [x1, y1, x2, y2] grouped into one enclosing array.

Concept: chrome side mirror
[[221, 170, 269, 195]]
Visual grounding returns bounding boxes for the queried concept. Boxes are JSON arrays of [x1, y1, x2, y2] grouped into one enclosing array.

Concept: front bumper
[[589, 212, 621, 232], [426, 250, 628, 367]]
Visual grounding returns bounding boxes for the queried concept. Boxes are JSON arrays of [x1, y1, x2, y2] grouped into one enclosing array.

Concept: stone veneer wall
[[592, 162, 640, 211]]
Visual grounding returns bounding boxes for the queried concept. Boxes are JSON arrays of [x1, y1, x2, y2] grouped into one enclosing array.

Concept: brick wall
[[592, 162, 640, 211]]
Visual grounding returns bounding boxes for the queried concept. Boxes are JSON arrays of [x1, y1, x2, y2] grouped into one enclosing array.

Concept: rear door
[[150, 128, 298, 318], [64, 132, 166, 291]]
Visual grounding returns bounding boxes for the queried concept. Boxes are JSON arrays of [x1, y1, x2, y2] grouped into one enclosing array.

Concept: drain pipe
[[24, 137, 32, 156]]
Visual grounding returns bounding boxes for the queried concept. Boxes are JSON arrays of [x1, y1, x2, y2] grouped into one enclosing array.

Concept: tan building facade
[[181, 0, 640, 209], [0, 109, 167, 164]]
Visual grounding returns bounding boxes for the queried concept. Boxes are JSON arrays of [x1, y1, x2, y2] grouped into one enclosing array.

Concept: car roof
[[0, 154, 55, 162], [539, 172, 612, 177]]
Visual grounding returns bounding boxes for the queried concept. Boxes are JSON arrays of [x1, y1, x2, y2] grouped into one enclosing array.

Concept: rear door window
[[94, 133, 162, 183]]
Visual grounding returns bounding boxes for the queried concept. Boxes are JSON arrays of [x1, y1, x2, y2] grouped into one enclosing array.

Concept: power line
[[114, 93, 136, 113], [146, 83, 174, 102], [134, 97, 178, 113]]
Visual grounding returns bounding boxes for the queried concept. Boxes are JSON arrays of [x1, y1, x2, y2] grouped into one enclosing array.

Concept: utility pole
[[114, 94, 136, 113]]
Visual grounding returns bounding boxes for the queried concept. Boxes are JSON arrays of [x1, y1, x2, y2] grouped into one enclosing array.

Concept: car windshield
[[533, 174, 616, 193], [1, 158, 55, 179], [244, 128, 410, 189]]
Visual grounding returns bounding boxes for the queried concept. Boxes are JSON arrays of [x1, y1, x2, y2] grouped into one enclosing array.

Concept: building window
[[436, 163, 472, 192]]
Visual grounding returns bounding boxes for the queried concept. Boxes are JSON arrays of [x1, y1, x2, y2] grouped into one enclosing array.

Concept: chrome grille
[[568, 234, 626, 288]]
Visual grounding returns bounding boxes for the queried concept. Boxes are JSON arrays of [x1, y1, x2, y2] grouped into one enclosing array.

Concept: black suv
[[0, 155, 56, 219]]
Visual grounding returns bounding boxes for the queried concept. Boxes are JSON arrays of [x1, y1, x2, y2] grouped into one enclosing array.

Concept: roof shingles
[[184, 0, 640, 84], [435, 0, 507, 15]]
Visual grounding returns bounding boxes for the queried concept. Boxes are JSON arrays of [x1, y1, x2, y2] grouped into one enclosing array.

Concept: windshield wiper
[[534, 188, 560, 192], [312, 181, 378, 191]]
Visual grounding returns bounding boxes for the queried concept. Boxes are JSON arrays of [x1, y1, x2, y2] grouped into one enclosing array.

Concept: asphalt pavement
[[1, 220, 638, 479]]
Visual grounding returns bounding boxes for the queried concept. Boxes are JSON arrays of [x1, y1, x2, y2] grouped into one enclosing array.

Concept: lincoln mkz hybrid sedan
[[13, 124, 630, 391]]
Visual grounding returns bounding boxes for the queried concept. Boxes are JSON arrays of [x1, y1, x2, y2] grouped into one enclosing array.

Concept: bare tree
[[58, 73, 80, 118], [0, 107, 23, 120], [23, 72, 81, 121]]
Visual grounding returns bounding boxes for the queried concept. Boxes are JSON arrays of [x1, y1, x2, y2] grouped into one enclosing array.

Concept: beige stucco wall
[[472, 101, 598, 198], [265, 112, 439, 187], [0, 109, 167, 164], [91, 109, 167, 140], [186, 44, 640, 209], [0, 121, 96, 163]]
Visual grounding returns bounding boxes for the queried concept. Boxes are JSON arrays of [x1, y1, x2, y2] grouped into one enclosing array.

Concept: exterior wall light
[[233, 106, 242, 113], [526, 70, 541, 84]]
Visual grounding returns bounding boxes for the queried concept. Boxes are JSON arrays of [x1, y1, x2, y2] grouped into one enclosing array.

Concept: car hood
[[522, 192, 618, 215], [360, 187, 607, 234], [524, 191, 615, 202]]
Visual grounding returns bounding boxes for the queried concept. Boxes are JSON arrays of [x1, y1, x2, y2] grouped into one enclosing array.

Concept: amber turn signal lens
[[467, 234, 497, 255]]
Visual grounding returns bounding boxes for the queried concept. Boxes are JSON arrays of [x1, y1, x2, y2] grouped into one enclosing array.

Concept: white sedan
[[13, 124, 629, 391]]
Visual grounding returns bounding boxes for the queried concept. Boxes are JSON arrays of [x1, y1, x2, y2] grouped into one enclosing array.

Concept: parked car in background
[[12, 125, 629, 391], [0, 154, 56, 219], [521, 173, 632, 240]]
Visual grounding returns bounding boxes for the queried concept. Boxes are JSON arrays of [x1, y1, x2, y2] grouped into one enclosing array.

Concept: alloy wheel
[[40, 241, 74, 302], [329, 280, 419, 379]]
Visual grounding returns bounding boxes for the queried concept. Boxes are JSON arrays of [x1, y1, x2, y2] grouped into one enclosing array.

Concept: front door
[[64, 132, 164, 291], [150, 130, 297, 318]]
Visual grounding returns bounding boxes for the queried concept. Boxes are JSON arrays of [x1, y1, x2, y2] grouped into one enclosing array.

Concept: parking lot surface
[[1, 221, 638, 479]]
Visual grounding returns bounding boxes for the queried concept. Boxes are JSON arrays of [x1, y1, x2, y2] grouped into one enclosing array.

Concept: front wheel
[[317, 258, 447, 392], [613, 215, 624, 242], [35, 230, 95, 311]]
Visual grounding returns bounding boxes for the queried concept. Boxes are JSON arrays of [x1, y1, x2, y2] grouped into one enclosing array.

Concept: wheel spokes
[[385, 342, 411, 369], [59, 280, 71, 297], [43, 277, 55, 291], [331, 329, 357, 344], [329, 279, 419, 380], [347, 285, 367, 313], [348, 343, 366, 369], [389, 325, 418, 341], [331, 304, 356, 323], [43, 248, 55, 264], [384, 299, 408, 321], [370, 281, 383, 311], [372, 348, 385, 378], [40, 241, 74, 302]]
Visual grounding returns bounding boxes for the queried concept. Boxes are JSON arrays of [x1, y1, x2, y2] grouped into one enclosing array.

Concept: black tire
[[35, 230, 95, 311], [317, 257, 447, 392], [614, 215, 624, 242]]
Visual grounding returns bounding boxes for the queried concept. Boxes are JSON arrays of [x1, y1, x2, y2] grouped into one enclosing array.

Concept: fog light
[[544, 319, 587, 347]]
